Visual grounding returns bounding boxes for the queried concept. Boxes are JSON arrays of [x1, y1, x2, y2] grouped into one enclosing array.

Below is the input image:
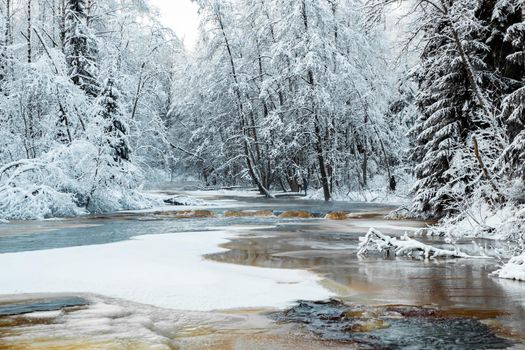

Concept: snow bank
[[0, 141, 161, 220], [493, 253, 525, 282], [0, 184, 85, 220], [145, 191, 209, 207], [164, 195, 207, 206], [183, 189, 262, 199], [433, 201, 525, 242], [0, 230, 332, 311]]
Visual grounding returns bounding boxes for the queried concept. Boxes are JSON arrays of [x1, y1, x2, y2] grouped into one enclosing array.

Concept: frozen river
[[0, 187, 524, 349]]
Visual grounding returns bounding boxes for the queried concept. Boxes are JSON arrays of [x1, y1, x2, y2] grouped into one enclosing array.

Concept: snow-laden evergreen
[[404, 0, 524, 269]]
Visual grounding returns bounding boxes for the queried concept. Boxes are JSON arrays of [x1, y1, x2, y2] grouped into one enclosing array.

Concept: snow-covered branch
[[357, 228, 490, 259]]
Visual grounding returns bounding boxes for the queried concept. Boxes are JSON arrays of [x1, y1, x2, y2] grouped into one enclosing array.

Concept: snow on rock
[[357, 228, 490, 259], [163, 195, 207, 206], [0, 230, 332, 311], [493, 253, 525, 282]]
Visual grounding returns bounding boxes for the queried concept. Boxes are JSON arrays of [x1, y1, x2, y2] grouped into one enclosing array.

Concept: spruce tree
[[410, 0, 524, 215], [492, 0, 525, 180], [410, 0, 489, 217], [98, 77, 130, 162]]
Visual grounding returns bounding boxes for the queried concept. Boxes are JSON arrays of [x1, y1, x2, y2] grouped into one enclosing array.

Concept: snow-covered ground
[[306, 188, 409, 205], [182, 189, 262, 198], [493, 253, 525, 282], [0, 228, 332, 311], [120, 190, 259, 215], [305, 174, 413, 206]]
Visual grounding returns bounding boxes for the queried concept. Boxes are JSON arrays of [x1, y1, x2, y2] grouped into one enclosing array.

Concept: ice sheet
[[0, 230, 332, 311]]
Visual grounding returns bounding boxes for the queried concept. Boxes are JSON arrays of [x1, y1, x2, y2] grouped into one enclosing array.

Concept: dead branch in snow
[[357, 228, 491, 259]]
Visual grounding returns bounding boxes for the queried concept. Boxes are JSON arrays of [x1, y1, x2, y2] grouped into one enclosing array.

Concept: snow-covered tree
[[96, 77, 130, 162], [495, 0, 525, 182], [64, 0, 99, 97], [398, 0, 523, 217], [172, 0, 402, 199], [0, 0, 181, 219]]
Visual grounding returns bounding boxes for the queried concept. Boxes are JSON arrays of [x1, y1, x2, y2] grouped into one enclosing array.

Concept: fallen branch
[[385, 206, 410, 220], [357, 228, 490, 260], [0, 160, 47, 181]]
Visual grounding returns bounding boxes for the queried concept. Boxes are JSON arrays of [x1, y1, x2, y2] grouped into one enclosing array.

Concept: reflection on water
[[206, 219, 525, 341], [0, 297, 88, 317]]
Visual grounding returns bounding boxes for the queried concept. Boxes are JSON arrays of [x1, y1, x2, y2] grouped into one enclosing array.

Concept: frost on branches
[[0, 0, 180, 220], [0, 141, 154, 220], [171, 0, 412, 200]]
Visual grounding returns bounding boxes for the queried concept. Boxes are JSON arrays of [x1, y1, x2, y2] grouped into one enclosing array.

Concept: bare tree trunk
[[362, 112, 369, 187], [373, 126, 392, 180], [472, 136, 503, 202], [27, 0, 32, 63], [52, 0, 57, 47], [60, 0, 66, 49], [279, 177, 288, 192], [131, 62, 146, 120], [216, 8, 273, 198], [0, 1, 8, 88], [6, 0, 12, 45], [315, 116, 331, 201], [0, 0, 11, 89], [303, 0, 331, 201]]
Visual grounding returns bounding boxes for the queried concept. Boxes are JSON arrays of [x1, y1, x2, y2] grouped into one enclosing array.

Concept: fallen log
[[357, 228, 490, 260]]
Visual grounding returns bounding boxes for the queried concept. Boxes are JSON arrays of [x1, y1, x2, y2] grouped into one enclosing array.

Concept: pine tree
[[64, 0, 99, 97]]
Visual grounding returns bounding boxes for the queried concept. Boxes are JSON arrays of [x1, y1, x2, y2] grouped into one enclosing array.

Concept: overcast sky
[[148, 0, 200, 50]]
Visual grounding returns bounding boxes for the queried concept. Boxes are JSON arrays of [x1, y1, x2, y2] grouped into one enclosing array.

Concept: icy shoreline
[[0, 229, 332, 311]]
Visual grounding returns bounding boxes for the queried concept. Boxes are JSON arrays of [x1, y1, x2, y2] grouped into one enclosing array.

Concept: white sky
[[148, 0, 200, 50]]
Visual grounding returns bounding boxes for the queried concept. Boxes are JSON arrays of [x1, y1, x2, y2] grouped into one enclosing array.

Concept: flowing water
[[0, 186, 524, 349]]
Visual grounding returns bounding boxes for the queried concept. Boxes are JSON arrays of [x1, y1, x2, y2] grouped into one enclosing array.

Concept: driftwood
[[357, 228, 490, 260]]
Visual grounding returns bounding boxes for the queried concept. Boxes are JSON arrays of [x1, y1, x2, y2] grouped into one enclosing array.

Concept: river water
[[0, 187, 524, 349]]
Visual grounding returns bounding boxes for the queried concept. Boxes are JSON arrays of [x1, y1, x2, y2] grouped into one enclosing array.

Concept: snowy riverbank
[[0, 228, 332, 311]]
